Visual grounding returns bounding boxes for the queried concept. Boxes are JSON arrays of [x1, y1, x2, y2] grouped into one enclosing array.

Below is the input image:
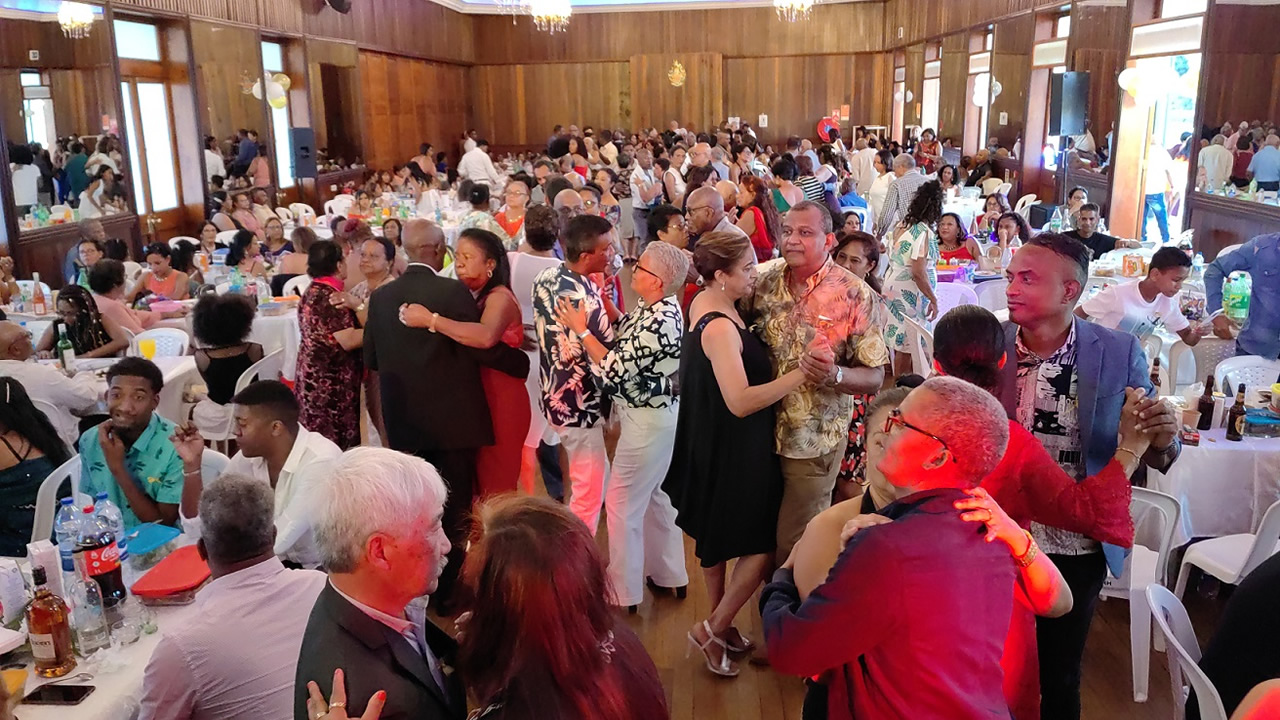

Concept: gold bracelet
[[429, 312, 439, 333], [1115, 447, 1141, 465], [1014, 529, 1039, 568]]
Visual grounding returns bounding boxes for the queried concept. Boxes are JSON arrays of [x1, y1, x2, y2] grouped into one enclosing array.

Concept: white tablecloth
[[51, 356, 196, 425], [16, 600, 199, 720], [1151, 428, 1280, 545], [248, 311, 301, 382]]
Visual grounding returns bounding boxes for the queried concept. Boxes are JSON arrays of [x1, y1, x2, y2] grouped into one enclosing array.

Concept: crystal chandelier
[[496, 0, 526, 24], [57, 1, 95, 39], [774, 0, 817, 22], [528, 0, 571, 33]]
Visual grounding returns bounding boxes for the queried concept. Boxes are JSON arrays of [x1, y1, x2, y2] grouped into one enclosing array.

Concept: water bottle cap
[[60, 497, 73, 505], [95, 492, 108, 501]]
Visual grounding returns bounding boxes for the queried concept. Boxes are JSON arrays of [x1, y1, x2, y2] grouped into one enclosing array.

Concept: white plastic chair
[[168, 235, 200, 249], [1146, 584, 1229, 720], [972, 279, 1008, 313], [129, 327, 190, 358], [996, 182, 1013, 197], [274, 206, 295, 223], [289, 203, 317, 221], [1174, 498, 1280, 600], [1099, 486, 1181, 703], [980, 178, 1003, 196], [324, 194, 355, 217], [33, 398, 77, 449], [1214, 356, 1280, 397], [236, 348, 284, 394], [215, 230, 240, 246], [15, 279, 53, 302], [1215, 243, 1242, 261], [1167, 337, 1238, 396], [30, 455, 80, 544], [934, 283, 978, 319], [902, 315, 934, 377], [282, 275, 311, 297], [1142, 334, 1163, 373], [123, 261, 144, 287], [1013, 193, 1038, 213], [21, 320, 52, 349], [202, 448, 231, 482]]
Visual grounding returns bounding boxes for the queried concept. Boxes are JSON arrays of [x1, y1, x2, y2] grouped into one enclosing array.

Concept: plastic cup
[[1181, 409, 1200, 429], [138, 338, 157, 360]]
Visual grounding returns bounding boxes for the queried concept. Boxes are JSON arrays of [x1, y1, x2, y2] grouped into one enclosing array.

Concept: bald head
[[686, 186, 726, 234], [553, 188, 583, 211], [715, 180, 738, 210], [402, 219, 446, 270], [0, 321, 33, 361], [690, 142, 712, 168]]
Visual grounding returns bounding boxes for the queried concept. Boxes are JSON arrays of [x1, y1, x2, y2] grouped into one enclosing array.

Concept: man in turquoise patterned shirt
[[79, 357, 184, 529]]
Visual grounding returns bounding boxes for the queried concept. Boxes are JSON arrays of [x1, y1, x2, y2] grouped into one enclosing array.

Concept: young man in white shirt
[[1076, 246, 1204, 347], [457, 138, 504, 188], [173, 381, 341, 568]]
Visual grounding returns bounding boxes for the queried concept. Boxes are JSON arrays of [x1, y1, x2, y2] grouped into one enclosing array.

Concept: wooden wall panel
[[300, 0, 474, 65], [938, 33, 969, 143], [630, 54, 722, 136], [1067, 4, 1128, 145], [306, 40, 359, 162], [188, 20, 267, 146], [988, 14, 1033, 150], [0, 17, 117, 143], [903, 45, 925, 128], [0, 16, 113, 68], [472, 3, 885, 65], [723, 54, 893, 146], [48, 68, 118, 138], [885, 0, 1062, 47], [470, 62, 630, 148], [1200, 3, 1280, 131], [358, 51, 470, 171]]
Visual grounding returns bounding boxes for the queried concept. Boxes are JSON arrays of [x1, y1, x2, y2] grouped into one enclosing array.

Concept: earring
[[720, 283, 726, 292], [487, 269, 494, 278]]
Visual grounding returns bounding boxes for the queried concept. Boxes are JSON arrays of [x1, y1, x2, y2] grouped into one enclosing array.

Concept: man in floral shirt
[[741, 201, 889, 564], [532, 214, 618, 533]]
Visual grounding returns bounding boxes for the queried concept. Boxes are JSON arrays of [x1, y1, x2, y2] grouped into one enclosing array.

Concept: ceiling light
[[57, 1, 95, 39], [774, 0, 817, 22], [528, 0, 571, 33]]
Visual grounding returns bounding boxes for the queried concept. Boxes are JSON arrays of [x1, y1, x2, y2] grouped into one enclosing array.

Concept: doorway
[[1132, 53, 1200, 244]]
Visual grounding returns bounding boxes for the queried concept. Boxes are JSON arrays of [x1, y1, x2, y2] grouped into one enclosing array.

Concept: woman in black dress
[[663, 231, 810, 678]]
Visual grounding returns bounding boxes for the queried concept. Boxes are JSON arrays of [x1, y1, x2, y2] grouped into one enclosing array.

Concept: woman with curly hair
[[882, 179, 943, 376], [734, 174, 782, 262], [190, 294, 265, 432], [36, 284, 128, 359]]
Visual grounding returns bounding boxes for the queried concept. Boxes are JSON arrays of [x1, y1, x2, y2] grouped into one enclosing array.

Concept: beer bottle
[[26, 566, 76, 678], [1225, 383, 1247, 441], [1149, 357, 1162, 393], [1196, 375, 1215, 431]]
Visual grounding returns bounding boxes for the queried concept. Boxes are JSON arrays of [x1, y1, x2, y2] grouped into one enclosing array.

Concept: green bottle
[[56, 325, 76, 373]]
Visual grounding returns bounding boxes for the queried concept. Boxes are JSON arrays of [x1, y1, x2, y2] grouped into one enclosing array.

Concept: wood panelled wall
[[989, 14, 1034, 150], [1201, 3, 1280, 130], [305, 40, 360, 160], [470, 3, 886, 65], [884, 0, 1062, 47], [0, 17, 116, 143], [938, 34, 969, 144], [358, 51, 469, 171], [187, 21, 266, 146], [903, 45, 924, 128], [630, 54, 724, 135], [470, 62, 629, 148], [1067, 4, 1127, 145]]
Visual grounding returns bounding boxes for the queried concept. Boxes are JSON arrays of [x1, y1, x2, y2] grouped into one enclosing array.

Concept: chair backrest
[[289, 203, 317, 219], [215, 229, 240, 246], [972, 278, 1008, 313], [202, 448, 231, 482], [1215, 243, 1242, 261], [1132, 486, 1181, 586], [21, 320, 52, 349], [130, 327, 190, 358], [996, 182, 1013, 197], [33, 398, 77, 449], [234, 348, 285, 394], [981, 178, 1004, 196], [123, 260, 144, 286], [902, 315, 935, 377], [1013, 193, 1038, 212], [15, 279, 53, 300], [1241, 498, 1280, 579], [324, 194, 355, 216], [282, 274, 311, 297], [168, 235, 200, 249], [1215, 356, 1280, 396], [274, 206, 294, 223], [1142, 334, 1163, 372], [934, 282, 979, 319], [30, 455, 80, 544], [1146, 584, 1228, 720]]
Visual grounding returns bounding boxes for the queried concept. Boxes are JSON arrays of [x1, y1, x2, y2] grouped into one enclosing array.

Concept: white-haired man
[[139, 473, 326, 720], [874, 153, 930, 241], [1198, 134, 1233, 191], [761, 377, 1017, 720], [293, 448, 464, 720], [553, 241, 691, 611]]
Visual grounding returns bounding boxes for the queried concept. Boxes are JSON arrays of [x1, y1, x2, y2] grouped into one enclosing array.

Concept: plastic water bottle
[[55, 498, 80, 574], [1192, 252, 1205, 282], [93, 493, 127, 562], [69, 552, 111, 656], [1049, 206, 1064, 233]]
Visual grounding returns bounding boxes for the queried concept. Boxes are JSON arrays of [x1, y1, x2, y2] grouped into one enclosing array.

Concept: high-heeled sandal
[[723, 626, 756, 655], [686, 620, 739, 677]]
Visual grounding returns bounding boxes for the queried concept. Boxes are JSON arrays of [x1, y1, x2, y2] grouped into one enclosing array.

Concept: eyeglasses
[[686, 205, 711, 214], [883, 408, 950, 453], [634, 264, 662, 282]]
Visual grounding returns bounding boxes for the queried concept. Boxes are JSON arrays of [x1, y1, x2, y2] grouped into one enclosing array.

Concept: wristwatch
[[576, 328, 592, 341], [829, 366, 844, 387]]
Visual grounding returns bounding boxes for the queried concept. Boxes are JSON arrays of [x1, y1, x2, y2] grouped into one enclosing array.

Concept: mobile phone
[[22, 683, 95, 705]]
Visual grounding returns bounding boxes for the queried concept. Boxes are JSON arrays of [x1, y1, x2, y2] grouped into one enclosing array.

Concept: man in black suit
[[294, 448, 464, 720], [363, 219, 528, 609]]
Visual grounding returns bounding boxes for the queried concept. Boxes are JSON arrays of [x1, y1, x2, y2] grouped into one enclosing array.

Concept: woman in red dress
[[400, 228, 530, 498], [734, 174, 782, 263]]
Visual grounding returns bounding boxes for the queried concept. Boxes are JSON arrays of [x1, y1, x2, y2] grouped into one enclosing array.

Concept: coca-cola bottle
[[76, 505, 127, 611]]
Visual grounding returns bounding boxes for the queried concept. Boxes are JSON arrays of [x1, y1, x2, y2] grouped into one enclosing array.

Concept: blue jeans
[[537, 439, 564, 501], [1143, 192, 1170, 244]]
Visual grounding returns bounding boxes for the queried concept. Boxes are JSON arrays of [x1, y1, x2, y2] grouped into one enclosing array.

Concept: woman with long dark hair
[[937, 211, 976, 263], [294, 241, 363, 449], [829, 231, 883, 499], [0, 377, 72, 555], [36, 284, 128, 359], [735, 174, 782, 263], [399, 229, 530, 498], [831, 231, 881, 295], [882, 179, 943, 375], [226, 229, 267, 278]]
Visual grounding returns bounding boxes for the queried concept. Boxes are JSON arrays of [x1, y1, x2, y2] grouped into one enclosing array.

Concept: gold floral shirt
[[742, 257, 890, 459]]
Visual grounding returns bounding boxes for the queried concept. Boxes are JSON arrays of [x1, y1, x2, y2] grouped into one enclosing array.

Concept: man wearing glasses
[[761, 376, 1017, 720], [684, 186, 747, 248]]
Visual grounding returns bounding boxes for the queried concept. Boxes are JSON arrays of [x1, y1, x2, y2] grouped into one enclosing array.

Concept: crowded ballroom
[[2, 0, 1280, 719]]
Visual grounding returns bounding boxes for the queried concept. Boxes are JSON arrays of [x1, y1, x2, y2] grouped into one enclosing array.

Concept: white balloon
[[266, 81, 286, 102], [1117, 67, 1141, 94], [251, 79, 263, 99], [893, 90, 904, 101], [905, 90, 915, 103], [991, 80, 1003, 99]]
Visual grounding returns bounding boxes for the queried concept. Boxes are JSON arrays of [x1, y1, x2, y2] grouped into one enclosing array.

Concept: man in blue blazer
[[998, 234, 1181, 720]]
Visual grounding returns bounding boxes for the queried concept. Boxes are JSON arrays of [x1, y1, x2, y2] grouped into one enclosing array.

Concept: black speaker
[[1048, 72, 1089, 137], [291, 127, 317, 179], [1028, 203, 1058, 229]]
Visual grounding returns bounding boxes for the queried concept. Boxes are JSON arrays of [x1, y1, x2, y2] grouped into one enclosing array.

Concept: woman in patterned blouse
[[554, 242, 691, 613]]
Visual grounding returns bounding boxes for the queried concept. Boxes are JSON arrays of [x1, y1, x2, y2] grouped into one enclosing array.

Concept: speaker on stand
[[290, 127, 319, 210], [1049, 72, 1090, 207]]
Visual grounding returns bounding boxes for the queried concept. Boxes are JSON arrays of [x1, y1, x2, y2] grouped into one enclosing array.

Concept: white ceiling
[[434, 0, 868, 14]]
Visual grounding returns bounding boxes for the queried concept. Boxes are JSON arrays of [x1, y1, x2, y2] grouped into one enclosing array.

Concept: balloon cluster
[[247, 73, 292, 109], [972, 76, 1002, 107], [1117, 66, 1179, 107]]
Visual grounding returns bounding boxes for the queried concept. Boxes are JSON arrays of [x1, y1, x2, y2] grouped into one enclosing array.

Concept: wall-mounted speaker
[[1048, 72, 1089, 137], [291, 128, 317, 179]]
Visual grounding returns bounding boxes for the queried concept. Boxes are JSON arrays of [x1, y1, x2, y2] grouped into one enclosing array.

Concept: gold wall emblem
[[668, 60, 686, 88]]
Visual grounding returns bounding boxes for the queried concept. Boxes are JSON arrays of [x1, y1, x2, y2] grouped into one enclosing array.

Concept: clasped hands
[[798, 337, 839, 386]]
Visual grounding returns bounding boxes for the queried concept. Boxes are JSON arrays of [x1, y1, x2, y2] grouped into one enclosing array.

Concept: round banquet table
[[1150, 428, 1280, 545]]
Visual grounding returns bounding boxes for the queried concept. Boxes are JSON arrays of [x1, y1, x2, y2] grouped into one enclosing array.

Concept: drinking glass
[[138, 339, 157, 359]]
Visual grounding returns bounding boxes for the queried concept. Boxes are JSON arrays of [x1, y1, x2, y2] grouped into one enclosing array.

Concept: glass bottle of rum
[[26, 566, 76, 677]]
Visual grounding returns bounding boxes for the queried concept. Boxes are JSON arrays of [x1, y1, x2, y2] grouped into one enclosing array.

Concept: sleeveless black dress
[[663, 311, 783, 568]]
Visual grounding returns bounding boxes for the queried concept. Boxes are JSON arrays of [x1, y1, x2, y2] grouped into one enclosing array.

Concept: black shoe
[[646, 577, 688, 599]]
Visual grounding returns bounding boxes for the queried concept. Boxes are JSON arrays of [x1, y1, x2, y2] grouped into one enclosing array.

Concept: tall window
[[115, 19, 181, 216], [261, 41, 294, 189], [20, 72, 54, 148]]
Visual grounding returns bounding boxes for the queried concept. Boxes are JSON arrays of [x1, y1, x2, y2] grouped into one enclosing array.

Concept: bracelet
[[183, 468, 201, 477], [429, 312, 439, 333], [576, 328, 591, 341], [1115, 447, 1141, 464], [356, 303, 367, 314], [1014, 530, 1038, 568]]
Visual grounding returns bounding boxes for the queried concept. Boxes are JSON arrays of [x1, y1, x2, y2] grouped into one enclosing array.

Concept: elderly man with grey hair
[[139, 473, 326, 720], [685, 185, 748, 245], [553, 241, 692, 611], [874, 152, 931, 240], [294, 447, 465, 720], [1198, 133, 1233, 191], [761, 376, 1019, 720]]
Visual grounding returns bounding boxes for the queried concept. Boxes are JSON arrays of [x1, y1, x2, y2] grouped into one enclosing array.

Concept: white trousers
[[604, 404, 687, 606], [554, 422, 610, 535]]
